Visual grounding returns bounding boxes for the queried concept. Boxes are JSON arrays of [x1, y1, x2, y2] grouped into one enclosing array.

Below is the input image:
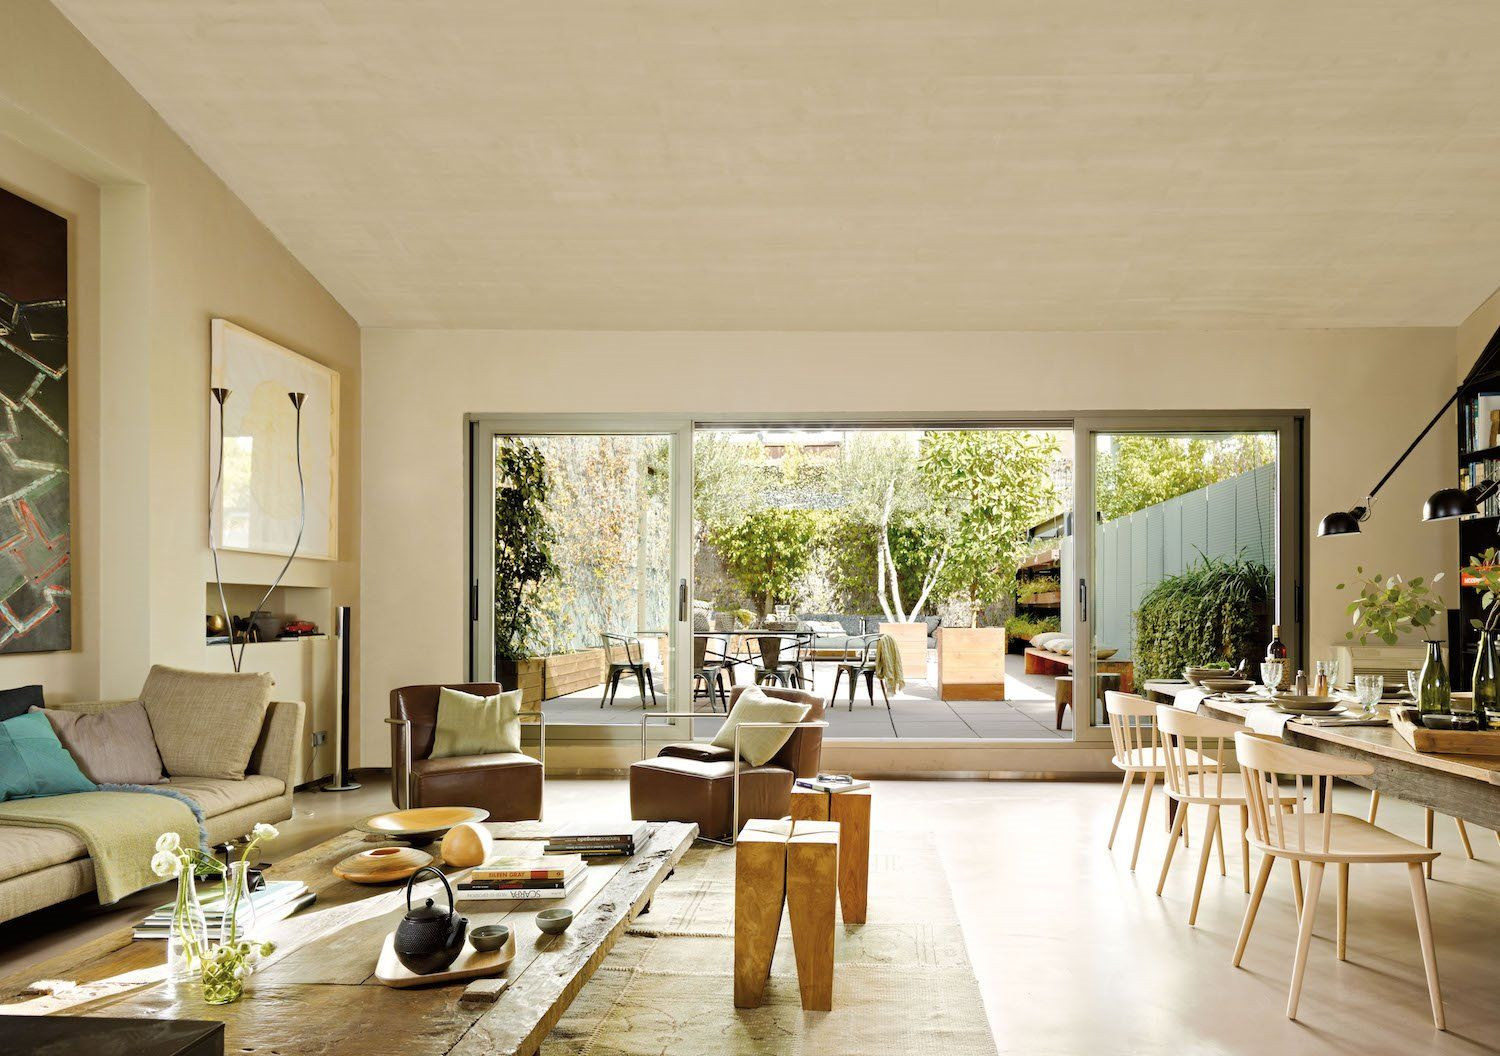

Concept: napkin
[[1173, 687, 1207, 713], [1246, 707, 1293, 737]]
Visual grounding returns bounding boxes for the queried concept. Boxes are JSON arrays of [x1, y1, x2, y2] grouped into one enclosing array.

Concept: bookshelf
[[1453, 363, 1500, 690]]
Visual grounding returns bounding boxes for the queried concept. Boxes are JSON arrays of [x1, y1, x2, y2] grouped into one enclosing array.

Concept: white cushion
[[1032, 632, 1065, 650], [709, 686, 811, 766], [1052, 638, 1074, 655]]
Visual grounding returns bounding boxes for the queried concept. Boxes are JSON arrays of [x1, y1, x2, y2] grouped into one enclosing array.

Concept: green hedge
[[1133, 555, 1272, 680]]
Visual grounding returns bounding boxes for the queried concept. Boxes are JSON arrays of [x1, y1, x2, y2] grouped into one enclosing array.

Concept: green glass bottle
[[1469, 632, 1496, 730], [1418, 639, 1451, 715]]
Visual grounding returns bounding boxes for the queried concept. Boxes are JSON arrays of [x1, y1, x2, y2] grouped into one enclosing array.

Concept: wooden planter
[[937, 627, 1007, 700], [878, 622, 929, 677], [543, 648, 605, 699], [498, 657, 547, 706]]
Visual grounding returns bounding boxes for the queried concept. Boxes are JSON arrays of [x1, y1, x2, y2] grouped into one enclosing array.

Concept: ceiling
[[51, 1, 1500, 330]]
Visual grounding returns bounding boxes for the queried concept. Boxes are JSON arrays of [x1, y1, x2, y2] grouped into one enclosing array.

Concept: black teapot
[[393, 866, 468, 975]]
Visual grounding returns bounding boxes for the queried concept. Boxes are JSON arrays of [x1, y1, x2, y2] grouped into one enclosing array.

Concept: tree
[[1095, 434, 1274, 521], [708, 509, 824, 616], [833, 433, 951, 622], [919, 431, 1061, 624], [493, 440, 557, 663]]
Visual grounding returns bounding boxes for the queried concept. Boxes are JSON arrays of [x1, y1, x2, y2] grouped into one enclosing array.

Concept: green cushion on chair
[[0, 710, 97, 800], [710, 686, 811, 766], [431, 686, 523, 758]]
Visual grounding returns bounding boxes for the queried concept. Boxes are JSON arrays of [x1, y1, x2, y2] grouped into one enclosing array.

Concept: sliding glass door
[[470, 418, 693, 740], [1073, 415, 1305, 736]]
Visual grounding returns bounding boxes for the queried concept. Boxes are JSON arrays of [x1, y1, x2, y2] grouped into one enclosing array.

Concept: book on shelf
[[796, 773, 870, 793]]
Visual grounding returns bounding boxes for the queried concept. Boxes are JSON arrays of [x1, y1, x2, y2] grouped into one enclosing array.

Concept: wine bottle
[[1266, 625, 1287, 663]]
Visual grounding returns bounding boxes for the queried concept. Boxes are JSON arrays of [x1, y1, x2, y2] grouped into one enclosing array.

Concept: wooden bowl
[[333, 845, 433, 884], [358, 806, 490, 847]]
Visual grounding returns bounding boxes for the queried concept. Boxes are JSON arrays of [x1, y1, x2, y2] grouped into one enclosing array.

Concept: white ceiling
[[51, 1, 1500, 330]]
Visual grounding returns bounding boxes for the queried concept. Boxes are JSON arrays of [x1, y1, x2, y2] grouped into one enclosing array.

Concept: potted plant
[[493, 440, 557, 691], [1337, 566, 1446, 712]]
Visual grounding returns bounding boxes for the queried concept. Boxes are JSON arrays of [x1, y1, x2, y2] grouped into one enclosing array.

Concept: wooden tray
[[1392, 707, 1500, 756], [374, 928, 516, 989]]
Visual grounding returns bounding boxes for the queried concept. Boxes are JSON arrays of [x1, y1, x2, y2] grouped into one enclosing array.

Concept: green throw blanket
[[0, 789, 200, 904], [875, 633, 906, 694]]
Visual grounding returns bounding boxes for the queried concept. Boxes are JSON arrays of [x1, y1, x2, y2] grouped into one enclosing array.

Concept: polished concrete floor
[[2, 775, 1495, 1053], [543, 652, 1070, 739]]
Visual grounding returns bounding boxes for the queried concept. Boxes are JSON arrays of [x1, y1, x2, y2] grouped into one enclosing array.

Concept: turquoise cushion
[[0, 711, 97, 800]]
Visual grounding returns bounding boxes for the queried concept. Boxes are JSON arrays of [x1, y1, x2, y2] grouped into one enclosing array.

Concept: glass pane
[[1089, 431, 1280, 726], [490, 434, 674, 728]]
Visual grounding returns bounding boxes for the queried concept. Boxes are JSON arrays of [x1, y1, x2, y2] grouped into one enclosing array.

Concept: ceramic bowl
[[1201, 678, 1254, 694], [1271, 693, 1340, 711], [536, 907, 573, 935], [1183, 666, 1232, 686], [470, 924, 511, 952], [357, 806, 490, 847]]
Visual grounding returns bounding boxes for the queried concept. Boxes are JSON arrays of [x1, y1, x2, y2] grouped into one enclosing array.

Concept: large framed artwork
[[0, 187, 70, 653], [210, 320, 339, 560]]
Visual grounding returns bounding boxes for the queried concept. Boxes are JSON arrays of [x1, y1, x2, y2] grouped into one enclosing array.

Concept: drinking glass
[[1354, 674, 1384, 713], [1259, 661, 1283, 693], [1314, 658, 1340, 693], [1406, 669, 1421, 699]]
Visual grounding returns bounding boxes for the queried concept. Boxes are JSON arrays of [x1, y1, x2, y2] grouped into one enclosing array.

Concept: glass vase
[[1418, 639, 1451, 715], [167, 869, 207, 981], [1468, 632, 1496, 730], [218, 861, 259, 947]]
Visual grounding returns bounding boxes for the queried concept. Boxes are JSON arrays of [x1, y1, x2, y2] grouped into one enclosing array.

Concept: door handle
[[678, 579, 688, 622], [1078, 578, 1088, 623]]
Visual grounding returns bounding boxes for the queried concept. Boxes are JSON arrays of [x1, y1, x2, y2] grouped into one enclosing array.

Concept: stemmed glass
[[1406, 669, 1421, 700], [1354, 674, 1384, 715], [1259, 661, 1283, 695]]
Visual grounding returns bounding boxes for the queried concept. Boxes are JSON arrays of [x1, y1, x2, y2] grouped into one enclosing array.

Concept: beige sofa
[[0, 696, 303, 924]]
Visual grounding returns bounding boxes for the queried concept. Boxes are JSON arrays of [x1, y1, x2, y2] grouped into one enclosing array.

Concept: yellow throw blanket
[[875, 633, 906, 694], [0, 790, 200, 904]]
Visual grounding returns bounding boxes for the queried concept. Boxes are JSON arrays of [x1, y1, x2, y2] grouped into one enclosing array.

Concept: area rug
[[542, 828, 997, 1056]]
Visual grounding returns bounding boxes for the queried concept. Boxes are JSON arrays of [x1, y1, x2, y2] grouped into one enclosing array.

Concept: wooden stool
[[1054, 676, 1073, 729], [733, 818, 840, 1011], [789, 785, 871, 923]]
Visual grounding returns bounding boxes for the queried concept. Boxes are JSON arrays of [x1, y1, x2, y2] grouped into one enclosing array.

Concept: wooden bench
[[1024, 646, 1134, 693]]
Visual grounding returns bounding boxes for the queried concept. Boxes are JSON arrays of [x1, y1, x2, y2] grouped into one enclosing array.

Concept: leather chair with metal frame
[[628, 684, 826, 842], [386, 682, 545, 821]]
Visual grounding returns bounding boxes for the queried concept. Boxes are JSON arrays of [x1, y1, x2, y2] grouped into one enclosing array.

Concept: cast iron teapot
[[393, 866, 468, 975]]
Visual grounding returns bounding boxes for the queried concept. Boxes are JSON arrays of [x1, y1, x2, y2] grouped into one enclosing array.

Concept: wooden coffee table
[[0, 820, 697, 1056]]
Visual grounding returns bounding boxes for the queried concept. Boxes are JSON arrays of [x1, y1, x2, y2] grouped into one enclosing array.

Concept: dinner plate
[[1274, 702, 1348, 716]]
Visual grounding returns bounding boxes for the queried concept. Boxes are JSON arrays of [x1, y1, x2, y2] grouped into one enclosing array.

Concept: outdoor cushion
[[1052, 637, 1075, 655], [140, 665, 272, 781], [431, 687, 523, 758], [803, 620, 847, 635], [163, 775, 286, 817], [0, 823, 87, 882], [710, 685, 811, 765], [1032, 632, 1066, 650], [0, 684, 44, 721], [0, 711, 97, 801], [35, 701, 164, 785]]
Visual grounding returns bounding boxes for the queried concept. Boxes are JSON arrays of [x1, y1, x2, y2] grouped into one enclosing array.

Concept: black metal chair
[[600, 633, 658, 708], [830, 633, 891, 712], [752, 633, 809, 688], [692, 634, 733, 712]]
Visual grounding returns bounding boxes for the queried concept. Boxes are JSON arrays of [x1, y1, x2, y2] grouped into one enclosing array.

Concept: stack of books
[[545, 821, 648, 858], [456, 853, 586, 904], [133, 879, 314, 940]]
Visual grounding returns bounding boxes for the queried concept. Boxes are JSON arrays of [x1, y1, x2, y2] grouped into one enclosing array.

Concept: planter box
[[498, 657, 546, 707], [938, 627, 1007, 700], [878, 622, 929, 677], [543, 648, 605, 699]]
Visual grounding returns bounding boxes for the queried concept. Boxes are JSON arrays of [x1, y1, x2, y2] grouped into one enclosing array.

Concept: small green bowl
[[470, 924, 510, 951], [536, 907, 573, 935]]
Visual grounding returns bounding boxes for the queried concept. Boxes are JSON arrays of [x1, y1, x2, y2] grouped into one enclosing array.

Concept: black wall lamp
[[1319, 373, 1500, 537]]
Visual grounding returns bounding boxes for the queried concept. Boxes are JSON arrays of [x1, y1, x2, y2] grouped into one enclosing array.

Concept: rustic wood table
[[1144, 680, 1500, 831], [0, 820, 698, 1056]]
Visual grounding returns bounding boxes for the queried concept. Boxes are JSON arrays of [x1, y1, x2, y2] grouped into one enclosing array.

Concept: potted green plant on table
[[1337, 566, 1447, 713]]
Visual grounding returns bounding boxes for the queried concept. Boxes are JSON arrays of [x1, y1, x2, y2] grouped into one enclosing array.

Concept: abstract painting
[[210, 319, 339, 560], [0, 187, 70, 653]]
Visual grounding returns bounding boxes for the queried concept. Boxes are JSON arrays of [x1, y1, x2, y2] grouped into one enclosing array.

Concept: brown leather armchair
[[629, 684, 826, 841], [387, 683, 545, 821]]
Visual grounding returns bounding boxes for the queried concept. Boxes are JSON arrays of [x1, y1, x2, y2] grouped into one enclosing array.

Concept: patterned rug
[[542, 829, 997, 1056]]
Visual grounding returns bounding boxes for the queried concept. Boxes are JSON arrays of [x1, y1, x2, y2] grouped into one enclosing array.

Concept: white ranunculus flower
[[150, 850, 182, 878], [155, 832, 182, 853], [251, 822, 279, 842]]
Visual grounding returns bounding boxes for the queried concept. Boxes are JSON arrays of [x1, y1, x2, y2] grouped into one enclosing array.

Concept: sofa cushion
[[0, 823, 87, 882], [0, 684, 44, 721], [35, 701, 164, 785], [431, 687, 522, 758], [163, 775, 286, 817], [140, 665, 272, 780], [412, 751, 539, 778], [710, 685, 811, 766], [0, 712, 97, 800]]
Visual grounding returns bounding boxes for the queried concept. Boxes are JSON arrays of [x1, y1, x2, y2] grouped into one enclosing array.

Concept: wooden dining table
[[1144, 680, 1500, 830]]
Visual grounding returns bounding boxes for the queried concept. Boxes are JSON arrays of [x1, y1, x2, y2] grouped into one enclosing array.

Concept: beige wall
[[0, 1, 360, 777], [361, 327, 1459, 766]]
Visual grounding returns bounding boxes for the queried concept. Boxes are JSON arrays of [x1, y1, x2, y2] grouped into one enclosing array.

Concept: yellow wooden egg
[[441, 821, 492, 867]]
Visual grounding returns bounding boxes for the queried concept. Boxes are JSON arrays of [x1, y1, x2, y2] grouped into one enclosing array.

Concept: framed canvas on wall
[[210, 319, 339, 560]]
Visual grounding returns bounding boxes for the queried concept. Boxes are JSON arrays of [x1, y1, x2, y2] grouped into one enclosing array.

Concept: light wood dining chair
[[1155, 706, 1299, 924], [1232, 732, 1444, 1028], [1367, 790, 1480, 878], [1105, 691, 1202, 870]]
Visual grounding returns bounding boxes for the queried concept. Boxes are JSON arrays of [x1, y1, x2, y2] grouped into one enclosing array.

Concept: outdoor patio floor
[[536, 652, 1070, 739]]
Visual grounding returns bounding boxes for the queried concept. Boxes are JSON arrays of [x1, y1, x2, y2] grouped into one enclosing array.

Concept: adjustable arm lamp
[[1319, 371, 1500, 537]]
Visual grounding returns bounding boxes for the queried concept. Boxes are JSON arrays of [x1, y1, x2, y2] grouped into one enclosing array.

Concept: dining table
[[1144, 679, 1500, 831]]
